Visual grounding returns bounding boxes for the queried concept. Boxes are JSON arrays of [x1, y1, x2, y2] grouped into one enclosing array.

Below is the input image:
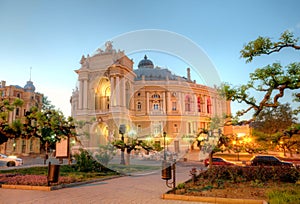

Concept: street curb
[[161, 193, 268, 204], [0, 175, 123, 191]]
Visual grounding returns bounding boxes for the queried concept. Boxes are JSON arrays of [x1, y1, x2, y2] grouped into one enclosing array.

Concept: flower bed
[[0, 174, 77, 186]]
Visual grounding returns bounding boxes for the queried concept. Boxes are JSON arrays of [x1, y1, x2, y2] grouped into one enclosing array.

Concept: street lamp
[[161, 131, 176, 192], [119, 124, 126, 165], [163, 131, 166, 160]]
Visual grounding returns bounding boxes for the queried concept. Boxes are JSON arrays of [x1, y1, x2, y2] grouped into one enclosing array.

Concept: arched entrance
[[95, 77, 110, 111], [94, 123, 109, 145]]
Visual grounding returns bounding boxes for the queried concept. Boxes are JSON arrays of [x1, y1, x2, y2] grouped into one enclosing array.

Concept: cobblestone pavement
[[0, 162, 208, 204]]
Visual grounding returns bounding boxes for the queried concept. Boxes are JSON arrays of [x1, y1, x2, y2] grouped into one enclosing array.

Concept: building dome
[[138, 55, 154, 69], [24, 80, 36, 92]]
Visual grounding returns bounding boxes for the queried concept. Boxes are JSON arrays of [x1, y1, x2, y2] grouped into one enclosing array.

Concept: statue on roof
[[80, 55, 86, 64], [105, 41, 113, 52]]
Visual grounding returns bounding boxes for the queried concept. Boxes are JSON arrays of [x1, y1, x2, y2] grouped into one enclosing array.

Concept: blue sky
[[0, 0, 299, 117]]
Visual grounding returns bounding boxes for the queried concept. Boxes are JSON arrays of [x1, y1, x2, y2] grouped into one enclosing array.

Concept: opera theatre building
[[70, 42, 231, 153]]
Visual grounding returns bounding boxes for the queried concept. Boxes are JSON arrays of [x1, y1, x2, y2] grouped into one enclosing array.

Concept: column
[[162, 92, 166, 113], [83, 79, 88, 109], [204, 95, 207, 113], [110, 77, 115, 106], [116, 76, 120, 106], [181, 93, 185, 114], [78, 80, 83, 109], [194, 94, 198, 114], [167, 92, 171, 113], [178, 92, 182, 113], [146, 92, 149, 114], [121, 77, 126, 107], [130, 85, 134, 110]]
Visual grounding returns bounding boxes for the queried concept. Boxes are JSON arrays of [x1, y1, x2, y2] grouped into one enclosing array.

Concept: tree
[[26, 97, 76, 148], [112, 138, 154, 165], [250, 104, 299, 156], [223, 30, 300, 156], [253, 103, 296, 135], [196, 116, 231, 167], [223, 30, 300, 123], [0, 98, 24, 145], [240, 30, 300, 63]]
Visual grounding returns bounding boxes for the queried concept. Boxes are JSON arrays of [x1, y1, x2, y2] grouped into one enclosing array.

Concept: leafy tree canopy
[[241, 30, 300, 63], [222, 30, 300, 123]]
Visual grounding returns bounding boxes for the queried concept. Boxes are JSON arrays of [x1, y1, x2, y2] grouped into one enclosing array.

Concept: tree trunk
[[209, 152, 213, 168], [120, 148, 125, 165], [289, 148, 293, 157], [125, 152, 130, 165], [283, 146, 286, 157]]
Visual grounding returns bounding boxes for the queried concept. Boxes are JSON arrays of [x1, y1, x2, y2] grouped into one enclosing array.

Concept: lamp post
[[163, 131, 166, 160], [119, 124, 126, 165], [161, 131, 176, 193]]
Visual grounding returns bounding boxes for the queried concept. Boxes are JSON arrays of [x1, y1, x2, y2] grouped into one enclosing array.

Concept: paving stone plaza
[[0, 163, 205, 204]]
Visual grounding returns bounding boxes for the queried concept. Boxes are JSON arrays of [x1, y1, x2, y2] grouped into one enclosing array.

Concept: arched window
[[197, 96, 202, 112], [153, 103, 159, 110], [152, 94, 160, 98], [172, 102, 177, 111], [207, 97, 212, 114], [137, 102, 141, 111], [16, 108, 19, 116], [185, 95, 191, 112], [137, 125, 141, 133]]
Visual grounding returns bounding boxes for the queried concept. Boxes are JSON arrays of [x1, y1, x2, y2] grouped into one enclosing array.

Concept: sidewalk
[[0, 163, 205, 204]]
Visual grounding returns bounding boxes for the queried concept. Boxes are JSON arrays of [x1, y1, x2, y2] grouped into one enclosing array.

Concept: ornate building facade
[[0, 80, 43, 155], [71, 42, 231, 152]]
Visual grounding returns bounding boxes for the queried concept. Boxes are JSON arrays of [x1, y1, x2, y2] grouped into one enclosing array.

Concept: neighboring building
[[70, 42, 231, 152], [232, 124, 251, 138], [0, 80, 43, 155]]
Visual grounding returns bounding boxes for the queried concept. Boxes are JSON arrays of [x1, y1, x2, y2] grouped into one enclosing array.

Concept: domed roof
[[24, 80, 35, 92], [138, 55, 154, 69]]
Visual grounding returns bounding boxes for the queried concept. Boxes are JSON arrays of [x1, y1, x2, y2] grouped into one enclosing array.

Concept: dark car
[[250, 155, 294, 167], [204, 157, 235, 167]]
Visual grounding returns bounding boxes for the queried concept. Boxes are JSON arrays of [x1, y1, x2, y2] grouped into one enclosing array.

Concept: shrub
[[74, 148, 107, 172], [177, 183, 186, 189], [198, 166, 300, 185], [94, 144, 115, 166], [267, 187, 300, 204]]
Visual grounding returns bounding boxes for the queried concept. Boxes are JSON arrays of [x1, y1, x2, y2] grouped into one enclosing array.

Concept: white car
[[0, 153, 23, 167]]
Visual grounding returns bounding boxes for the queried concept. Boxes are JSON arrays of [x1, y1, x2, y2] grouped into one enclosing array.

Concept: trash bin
[[161, 160, 172, 180], [47, 162, 60, 185]]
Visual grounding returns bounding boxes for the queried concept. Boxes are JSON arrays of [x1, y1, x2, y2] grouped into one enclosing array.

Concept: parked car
[[0, 153, 23, 167], [250, 155, 294, 167], [204, 157, 235, 167]]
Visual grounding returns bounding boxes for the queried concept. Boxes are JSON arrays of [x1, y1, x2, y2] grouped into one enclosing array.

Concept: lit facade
[[71, 42, 231, 152], [0, 80, 43, 155]]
